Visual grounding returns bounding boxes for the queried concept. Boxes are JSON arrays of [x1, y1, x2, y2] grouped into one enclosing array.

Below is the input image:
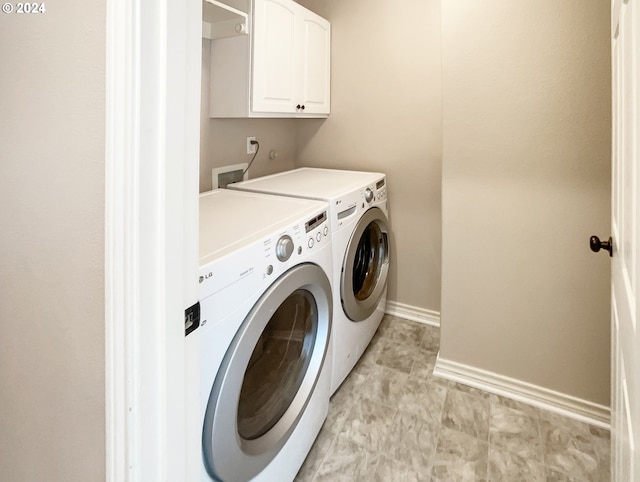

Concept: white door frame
[[105, 0, 201, 480]]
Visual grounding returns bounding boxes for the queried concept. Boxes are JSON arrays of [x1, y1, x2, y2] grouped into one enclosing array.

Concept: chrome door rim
[[341, 207, 390, 322], [203, 263, 332, 482]]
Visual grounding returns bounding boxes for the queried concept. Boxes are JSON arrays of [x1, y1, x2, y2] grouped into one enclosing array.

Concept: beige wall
[[440, 0, 611, 404], [295, 0, 443, 311], [0, 3, 106, 480], [200, 39, 296, 192]]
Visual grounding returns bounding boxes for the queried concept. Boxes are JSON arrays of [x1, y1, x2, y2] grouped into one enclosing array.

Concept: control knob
[[276, 235, 294, 261], [364, 188, 374, 203]]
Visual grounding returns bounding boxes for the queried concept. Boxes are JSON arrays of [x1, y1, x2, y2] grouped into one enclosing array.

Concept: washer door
[[203, 263, 332, 482], [341, 207, 390, 321]]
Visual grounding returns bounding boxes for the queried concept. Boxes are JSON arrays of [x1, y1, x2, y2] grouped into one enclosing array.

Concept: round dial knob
[[364, 188, 374, 203], [276, 235, 294, 262]]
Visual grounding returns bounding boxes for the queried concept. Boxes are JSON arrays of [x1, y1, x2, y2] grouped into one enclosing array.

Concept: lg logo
[[199, 272, 213, 284]]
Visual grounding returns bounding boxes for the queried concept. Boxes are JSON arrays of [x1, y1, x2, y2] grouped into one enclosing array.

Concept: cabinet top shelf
[[203, 0, 248, 24]]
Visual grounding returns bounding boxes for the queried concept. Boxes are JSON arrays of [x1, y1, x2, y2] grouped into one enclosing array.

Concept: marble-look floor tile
[[340, 397, 396, 452], [327, 363, 374, 431], [386, 317, 428, 349], [487, 393, 543, 420], [447, 381, 492, 400], [358, 364, 409, 408], [539, 412, 602, 481], [588, 425, 611, 474], [373, 455, 429, 482], [421, 325, 440, 352], [376, 340, 418, 373], [324, 396, 351, 433], [431, 427, 489, 482], [397, 374, 448, 426], [487, 445, 545, 481], [544, 467, 590, 482], [384, 410, 438, 473], [294, 425, 336, 482], [410, 347, 439, 379], [488, 403, 543, 459], [375, 314, 397, 336], [358, 334, 386, 367], [300, 316, 610, 482], [331, 362, 372, 407], [442, 387, 490, 441], [312, 434, 380, 482]]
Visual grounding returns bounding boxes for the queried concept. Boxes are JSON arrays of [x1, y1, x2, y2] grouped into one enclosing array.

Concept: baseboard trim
[[385, 301, 440, 327], [433, 355, 611, 429]]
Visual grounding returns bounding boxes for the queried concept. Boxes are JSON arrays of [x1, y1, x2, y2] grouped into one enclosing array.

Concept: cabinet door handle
[[301, 104, 305, 110], [296, 104, 301, 109]]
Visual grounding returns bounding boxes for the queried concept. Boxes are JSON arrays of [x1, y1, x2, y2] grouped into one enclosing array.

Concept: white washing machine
[[230, 168, 390, 394], [189, 189, 333, 482]]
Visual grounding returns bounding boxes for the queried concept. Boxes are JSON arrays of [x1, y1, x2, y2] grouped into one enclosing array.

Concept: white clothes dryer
[[189, 189, 333, 482], [230, 168, 390, 394]]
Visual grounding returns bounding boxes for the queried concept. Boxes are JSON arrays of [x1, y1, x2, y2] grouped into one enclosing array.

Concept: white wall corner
[[385, 300, 440, 327], [433, 355, 611, 429]]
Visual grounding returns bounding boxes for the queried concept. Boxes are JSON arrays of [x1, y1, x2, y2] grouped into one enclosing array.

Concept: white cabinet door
[[252, 0, 298, 114], [251, 0, 329, 116], [298, 10, 330, 115]]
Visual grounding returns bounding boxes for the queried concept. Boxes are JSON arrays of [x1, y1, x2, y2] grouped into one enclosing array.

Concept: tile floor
[[295, 315, 611, 482]]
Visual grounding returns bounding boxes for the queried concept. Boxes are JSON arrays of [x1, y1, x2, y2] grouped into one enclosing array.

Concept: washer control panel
[[198, 209, 330, 309], [303, 210, 329, 250], [263, 209, 330, 276], [275, 235, 294, 261]]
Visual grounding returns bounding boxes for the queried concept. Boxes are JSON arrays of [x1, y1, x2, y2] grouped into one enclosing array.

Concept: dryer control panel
[[360, 178, 387, 208], [332, 176, 387, 232], [373, 178, 387, 202], [359, 178, 387, 208]]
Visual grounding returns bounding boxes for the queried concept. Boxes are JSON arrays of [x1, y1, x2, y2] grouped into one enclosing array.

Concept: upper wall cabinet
[[208, 0, 331, 118]]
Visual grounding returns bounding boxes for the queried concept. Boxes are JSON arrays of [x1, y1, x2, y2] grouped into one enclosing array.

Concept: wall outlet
[[246, 136, 257, 155]]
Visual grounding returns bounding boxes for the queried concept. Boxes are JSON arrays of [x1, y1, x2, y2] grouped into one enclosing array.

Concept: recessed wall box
[[212, 163, 249, 188]]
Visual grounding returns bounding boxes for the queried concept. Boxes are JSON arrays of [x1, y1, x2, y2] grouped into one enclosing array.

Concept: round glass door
[[352, 221, 386, 301], [341, 207, 390, 321], [237, 289, 317, 440], [203, 263, 332, 482]]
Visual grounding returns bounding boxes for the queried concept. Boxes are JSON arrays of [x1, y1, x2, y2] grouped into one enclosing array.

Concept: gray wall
[[440, 0, 611, 404], [200, 39, 296, 192], [295, 0, 443, 311], [0, 3, 106, 480]]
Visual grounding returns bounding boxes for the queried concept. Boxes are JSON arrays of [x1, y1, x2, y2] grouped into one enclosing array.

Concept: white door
[[610, 0, 639, 479]]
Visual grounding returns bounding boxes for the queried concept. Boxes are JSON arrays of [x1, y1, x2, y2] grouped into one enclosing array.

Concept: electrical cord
[[242, 140, 259, 177]]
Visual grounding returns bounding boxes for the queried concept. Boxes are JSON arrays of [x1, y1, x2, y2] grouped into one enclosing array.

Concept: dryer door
[[203, 263, 332, 482], [341, 207, 390, 321]]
